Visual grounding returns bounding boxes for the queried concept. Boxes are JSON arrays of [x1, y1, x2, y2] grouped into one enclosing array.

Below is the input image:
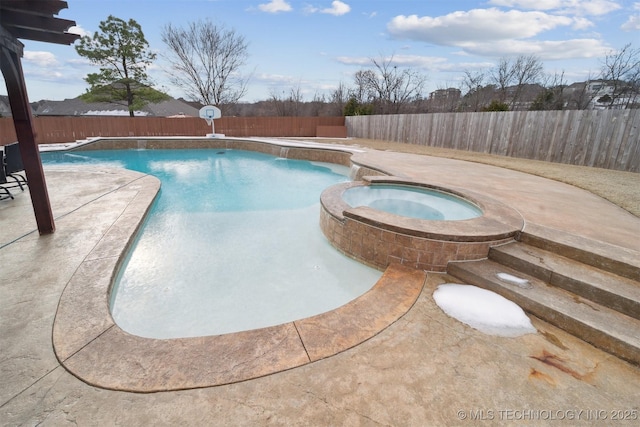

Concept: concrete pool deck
[[1, 140, 639, 425]]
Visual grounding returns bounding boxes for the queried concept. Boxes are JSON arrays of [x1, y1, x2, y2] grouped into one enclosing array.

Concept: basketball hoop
[[198, 105, 223, 137]]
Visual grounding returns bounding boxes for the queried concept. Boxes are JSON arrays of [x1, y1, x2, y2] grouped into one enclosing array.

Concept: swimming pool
[[42, 149, 381, 338]]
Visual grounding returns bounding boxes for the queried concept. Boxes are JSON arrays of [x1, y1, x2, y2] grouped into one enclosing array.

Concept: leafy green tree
[[75, 15, 165, 117], [343, 97, 373, 116]]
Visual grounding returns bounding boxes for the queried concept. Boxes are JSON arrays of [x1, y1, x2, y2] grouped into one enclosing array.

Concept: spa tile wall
[[320, 207, 513, 272]]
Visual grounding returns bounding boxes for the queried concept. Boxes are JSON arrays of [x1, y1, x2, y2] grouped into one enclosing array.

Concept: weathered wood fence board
[[346, 110, 640, 172]]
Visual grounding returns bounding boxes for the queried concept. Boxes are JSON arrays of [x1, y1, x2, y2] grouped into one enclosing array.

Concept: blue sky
[[2, 0, 639, 103]]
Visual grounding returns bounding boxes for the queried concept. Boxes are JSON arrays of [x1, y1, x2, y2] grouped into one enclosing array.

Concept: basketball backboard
[[199, 105, 222, 122]]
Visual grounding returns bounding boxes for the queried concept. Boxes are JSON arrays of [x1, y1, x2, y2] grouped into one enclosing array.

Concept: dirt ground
[[312, 138, 640, 218]]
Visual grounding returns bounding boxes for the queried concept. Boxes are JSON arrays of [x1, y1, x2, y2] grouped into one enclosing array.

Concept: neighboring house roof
[[29, 97, 200, 117], [145, 98, 200, 117]]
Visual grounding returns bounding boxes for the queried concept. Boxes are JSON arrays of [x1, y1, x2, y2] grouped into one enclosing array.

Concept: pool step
[[489, 242, 640, 320], [519, 225, 640, 281], [447, 241, 640, 366]]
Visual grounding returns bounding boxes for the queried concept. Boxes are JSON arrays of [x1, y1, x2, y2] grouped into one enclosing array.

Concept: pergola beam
[[1, 0, 69, 16], [3, 27, 80, 45]]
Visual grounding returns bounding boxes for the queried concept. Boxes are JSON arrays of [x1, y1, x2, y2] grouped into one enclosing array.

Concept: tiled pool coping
[[50, 137, 521, 391]]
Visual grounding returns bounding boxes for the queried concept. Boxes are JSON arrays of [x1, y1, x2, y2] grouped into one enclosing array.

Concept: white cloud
[[67, 58, 93, 66], [23, 51, 59, 67], [321, 1, 351, 16], [258, 0, 292, 13], [255, 72, 296, 85], [384, 54, 448, 69], [620, 2, 640, 31], [336, 54, 449, 70], [336, 54, 496, 76], [23, 67, 79, 85], [571, 17, 595, 30], [388, 9, 574, 45], [306, 1, 351, 16], [622, 0, 640, 29], [489, 0, 563, 10], [573, 0, 622, 15], [459, 38, 611, 59], [335, 56, 370, 66], [67, 25, 91, 38], [21, 51, 91, 93], [621, 14, 640, 31], [488, 0, 622, 16]]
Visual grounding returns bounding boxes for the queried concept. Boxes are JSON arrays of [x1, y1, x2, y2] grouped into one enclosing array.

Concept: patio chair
[[3, 142, 27, 191], [0, 149, 14, 200]]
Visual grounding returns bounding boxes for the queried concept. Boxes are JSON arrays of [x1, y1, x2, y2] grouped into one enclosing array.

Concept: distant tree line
[[76, 16, 639, 117], [222, 45, 639, 116]]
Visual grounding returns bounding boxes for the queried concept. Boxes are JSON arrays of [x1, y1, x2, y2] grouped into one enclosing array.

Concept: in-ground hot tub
[[342, 184, 483, 221], [320, 176, 524, 272]]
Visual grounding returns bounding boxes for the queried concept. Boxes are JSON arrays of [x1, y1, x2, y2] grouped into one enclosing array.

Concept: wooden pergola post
[[1, 28, 55, 234], [1, 0, 80, 235]]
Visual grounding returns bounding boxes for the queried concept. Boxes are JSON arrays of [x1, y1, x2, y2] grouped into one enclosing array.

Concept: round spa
[[319, 178, 523, 272], [342, 184, 482, 221]]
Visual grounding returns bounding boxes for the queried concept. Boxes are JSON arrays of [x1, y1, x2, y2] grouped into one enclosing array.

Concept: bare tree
[[161, 20, 250, 106], [511, 55, 544, 108], [427, 85, 461, 112], [329, 82, 349, 115], [267, 84, 304, 116], [459, 69, 489, 111], [308, 92, 326, 116], [490, 55, 544, 109], [530, 71, 569, 110], [267, 90, 288, 116], [351, 69, 375, 104], [288, 84, 304, 116], [351, 54, 428, 114], [491, 58, 515, 103], [599, 43, 640, 109]]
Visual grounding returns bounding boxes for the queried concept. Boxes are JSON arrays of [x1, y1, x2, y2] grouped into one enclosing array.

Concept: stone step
[[489, 242, 640, 320], [519, 225, 640, 281], [447, 259, 640, 366]]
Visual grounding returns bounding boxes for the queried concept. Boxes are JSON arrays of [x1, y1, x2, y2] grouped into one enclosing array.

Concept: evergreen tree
[[76, 16, 165, 116]]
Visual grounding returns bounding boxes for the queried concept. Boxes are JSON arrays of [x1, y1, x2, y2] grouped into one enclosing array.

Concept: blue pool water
[[42, 149, 381, 338]]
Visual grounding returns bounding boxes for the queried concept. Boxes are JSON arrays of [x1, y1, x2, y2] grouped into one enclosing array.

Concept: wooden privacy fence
[[0, 116, 346, 144], [2, 111, 638, 171], [346, 110, 640, 172]]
